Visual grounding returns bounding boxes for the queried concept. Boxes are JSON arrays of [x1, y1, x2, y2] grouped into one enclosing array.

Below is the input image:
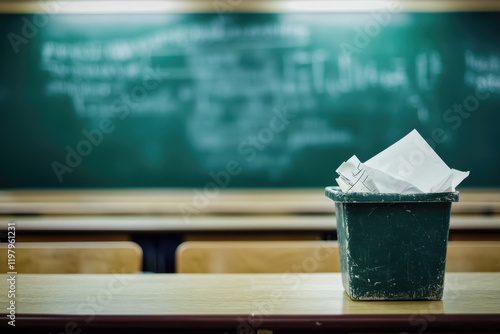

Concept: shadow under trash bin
[[325, 186, 459, 301]]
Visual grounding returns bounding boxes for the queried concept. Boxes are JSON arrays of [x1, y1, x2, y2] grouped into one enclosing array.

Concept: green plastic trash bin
[[325, 186, 459, 301]]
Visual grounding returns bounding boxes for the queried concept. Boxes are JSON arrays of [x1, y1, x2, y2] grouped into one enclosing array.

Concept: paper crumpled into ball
[[335, 129, 469, 194]]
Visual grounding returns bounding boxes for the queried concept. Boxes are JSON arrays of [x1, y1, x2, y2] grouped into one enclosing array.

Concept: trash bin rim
[[325, 186, 459, 203]]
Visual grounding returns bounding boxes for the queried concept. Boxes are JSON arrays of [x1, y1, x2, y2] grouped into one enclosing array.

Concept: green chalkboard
[[1, 12, 499, 188]]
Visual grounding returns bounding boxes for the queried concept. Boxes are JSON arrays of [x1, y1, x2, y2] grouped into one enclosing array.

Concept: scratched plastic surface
[[325, 186, 459, 301]]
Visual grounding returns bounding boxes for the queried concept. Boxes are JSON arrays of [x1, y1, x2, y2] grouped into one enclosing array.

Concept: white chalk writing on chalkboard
[[33, 15, 500, 178], [465, 50, 500, 92]]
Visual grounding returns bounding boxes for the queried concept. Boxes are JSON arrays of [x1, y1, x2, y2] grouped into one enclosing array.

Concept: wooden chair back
[[176, 240, 500, 273], [446, 241, 500, 272], [0, 241, 142, 273], [176, 241, 340, 273]]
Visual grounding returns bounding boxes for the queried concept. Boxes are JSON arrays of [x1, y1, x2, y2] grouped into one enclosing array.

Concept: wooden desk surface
[[0, 188, 499, 215], [1, 215, 499, 232], [1, 273, 499, 332]]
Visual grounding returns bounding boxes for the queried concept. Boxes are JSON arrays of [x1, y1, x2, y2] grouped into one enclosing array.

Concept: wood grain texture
[[446, 241, 500, 272], [0, 273, 499, 315], [1, 273, 499, 332], [176, 241, 340, 273], [0, 188, 498, 214], [1, 214, 499, 232], [0, 242, 142, 273], [177, 241, 500, 274], [15, 234, 130, 242]]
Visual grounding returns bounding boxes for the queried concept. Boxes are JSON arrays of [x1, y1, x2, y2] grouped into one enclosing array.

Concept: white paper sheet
[[335, 129, 469, 194]]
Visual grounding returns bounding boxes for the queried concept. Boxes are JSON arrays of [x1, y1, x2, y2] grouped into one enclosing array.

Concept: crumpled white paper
[[335, 129, 469, 194]]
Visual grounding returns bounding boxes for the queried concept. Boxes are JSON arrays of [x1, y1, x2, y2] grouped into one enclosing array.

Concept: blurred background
[[1, 1, 499, 188], [0, 1, 499, 273]]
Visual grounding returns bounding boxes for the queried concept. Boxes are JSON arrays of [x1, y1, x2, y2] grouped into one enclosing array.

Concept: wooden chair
[[176, 240, 500, 274], [446, 241, 500, 272], [176, 241, 340, 273], [0, 241, 142, 273]]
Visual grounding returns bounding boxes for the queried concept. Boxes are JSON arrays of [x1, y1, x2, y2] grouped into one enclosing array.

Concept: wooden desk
[[1, 273, 499, 333], [2, 189, 499, 243], [0, 188, 499, 215], [1, 214, 500, 232]]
